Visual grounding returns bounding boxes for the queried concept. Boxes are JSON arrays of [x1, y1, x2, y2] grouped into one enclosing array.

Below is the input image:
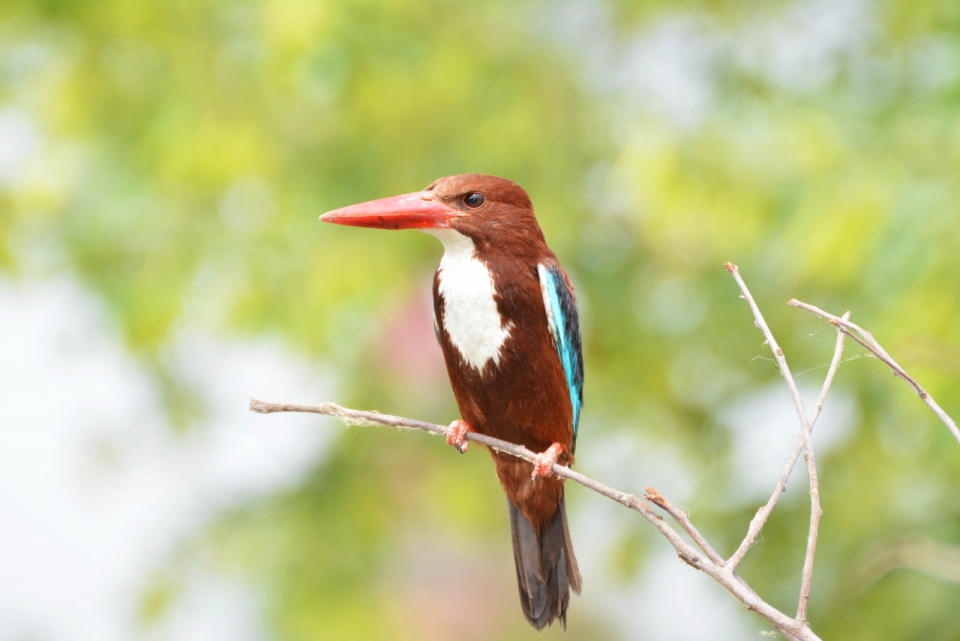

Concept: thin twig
[[724, 264, 822, 624], [796, 312, 848, 621], [789, 299, 960, 445], [727, 311, 849, 573], [250, 398, 822, 641], [797, 310, 850, 621], [645, 487, 725, 566], [811, 311, 851, 427], [725, 264, 810, 435]]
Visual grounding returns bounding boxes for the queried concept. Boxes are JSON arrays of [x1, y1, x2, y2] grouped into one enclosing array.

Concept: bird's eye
[[463, 193, 485, 208]]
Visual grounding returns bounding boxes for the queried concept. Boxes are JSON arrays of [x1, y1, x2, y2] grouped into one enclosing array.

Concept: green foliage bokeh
[[2, 0, 959, 639]]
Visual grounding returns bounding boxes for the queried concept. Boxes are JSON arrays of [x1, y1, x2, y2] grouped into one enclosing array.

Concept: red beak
[[319, 191, 462, 230]]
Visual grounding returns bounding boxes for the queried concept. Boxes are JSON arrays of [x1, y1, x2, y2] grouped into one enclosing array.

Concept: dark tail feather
[[509, 494, 582, 630]]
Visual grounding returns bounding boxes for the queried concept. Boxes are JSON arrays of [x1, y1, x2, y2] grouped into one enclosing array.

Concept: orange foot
[[446, 420, 475, 454], [531, 442, 565, 481]]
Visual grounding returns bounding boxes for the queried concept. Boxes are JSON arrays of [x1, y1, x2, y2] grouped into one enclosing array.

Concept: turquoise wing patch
[[538, 264, 584, 445]]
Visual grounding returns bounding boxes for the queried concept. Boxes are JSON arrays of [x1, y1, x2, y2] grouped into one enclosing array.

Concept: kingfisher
[[320, 174, 583, 629]]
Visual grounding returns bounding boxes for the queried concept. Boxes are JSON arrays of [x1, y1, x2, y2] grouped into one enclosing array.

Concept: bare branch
[[724, 264, 823, 623], [811, 311, 851, 428], [725, 264, 809, 433], [248, 269, 958, 640], [797, 310, 847, 620], [250, 397, 822, 641], [645, 487, 725, 566], [727, 311, 848, 574], [789, 299, 960, 446]]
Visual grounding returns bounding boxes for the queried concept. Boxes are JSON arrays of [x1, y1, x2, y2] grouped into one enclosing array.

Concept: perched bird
[[320, 174, 583, 629]]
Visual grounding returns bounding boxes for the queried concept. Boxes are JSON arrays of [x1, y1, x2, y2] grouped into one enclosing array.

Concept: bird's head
[[320, 174, 545, 249]]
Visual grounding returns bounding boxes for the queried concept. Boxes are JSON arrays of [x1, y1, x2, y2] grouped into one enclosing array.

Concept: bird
[[320, 174, 583, 629]]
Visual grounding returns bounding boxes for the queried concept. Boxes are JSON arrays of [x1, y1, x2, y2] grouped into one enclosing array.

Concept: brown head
[[320, 174, 547, 255]]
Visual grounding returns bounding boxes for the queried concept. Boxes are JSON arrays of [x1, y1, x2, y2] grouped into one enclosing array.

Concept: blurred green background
[[2, 0, 959, 639]]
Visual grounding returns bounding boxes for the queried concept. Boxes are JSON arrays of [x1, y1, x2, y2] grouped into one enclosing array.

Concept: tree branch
[[788, 299, 960, 446], [250, 397, 821, 641], [725, 264, 823, 623], [726, 309, 847, 584], [250, 268, 959, 638], [645, 487, 725, 566]]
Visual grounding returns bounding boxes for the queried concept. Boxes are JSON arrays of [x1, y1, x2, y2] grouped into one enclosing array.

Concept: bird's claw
[[446, 420, 475, 454], [531, 443, 565, 481]]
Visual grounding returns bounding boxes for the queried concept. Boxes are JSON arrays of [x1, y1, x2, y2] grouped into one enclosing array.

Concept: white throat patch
[[424, 228, 512, 371]]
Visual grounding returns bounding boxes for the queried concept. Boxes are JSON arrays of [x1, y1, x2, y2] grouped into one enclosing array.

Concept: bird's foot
[[531, 442, 565, 481], [446, 420, 475, 454]]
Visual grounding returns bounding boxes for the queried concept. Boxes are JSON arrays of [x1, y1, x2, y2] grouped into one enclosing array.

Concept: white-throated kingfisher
[[320, 174, 583, 629]]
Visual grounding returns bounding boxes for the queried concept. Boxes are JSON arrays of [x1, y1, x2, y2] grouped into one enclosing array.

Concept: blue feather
[[539, 265, 584, 443]]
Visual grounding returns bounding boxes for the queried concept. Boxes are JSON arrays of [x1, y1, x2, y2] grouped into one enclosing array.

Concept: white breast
[[424, 228, 512, 371]]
